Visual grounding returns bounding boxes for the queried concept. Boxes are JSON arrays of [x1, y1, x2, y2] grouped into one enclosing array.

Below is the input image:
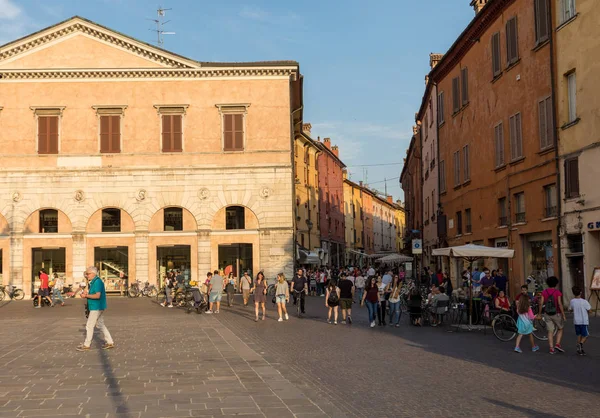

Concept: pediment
[[0, 17, 199, 70]]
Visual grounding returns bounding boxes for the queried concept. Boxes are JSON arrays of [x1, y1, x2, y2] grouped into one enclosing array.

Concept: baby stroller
[[186, 285, 208, 314]]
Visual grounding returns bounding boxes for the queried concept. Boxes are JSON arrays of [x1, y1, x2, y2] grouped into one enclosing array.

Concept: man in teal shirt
[[77, 266, 115, 351]]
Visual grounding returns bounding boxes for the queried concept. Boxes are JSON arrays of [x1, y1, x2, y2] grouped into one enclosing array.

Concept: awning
[[298, 249, 320, 265], [367, 252, 395, 259], [375, 253, 413, 263], [346, 249, 367, 256], [432, 244, 515, 260]]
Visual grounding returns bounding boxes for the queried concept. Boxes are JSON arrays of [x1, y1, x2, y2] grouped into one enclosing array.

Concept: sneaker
[[554, 344, 565, 353], [167, 304, 173, 308], [334, 321, 337, 325], [76, 345, 91, 352], [327, 320, 331, 324], [580, 348, 587, 356], [254, 317, 258, 322], [205, 311, 213, 314], [160, 302, 166, 307], [215, 310, 219, 314], [514, 347, 522, 353], [532, 346, 540, 352], [549, 348, 555, 355], [278, 318, 283, 322], [285, 314, 289, 320], [102, 343, 115, 350], [577, 344, 582, 356], [370, 321, 376, 328], [34, 306, 41, 309], [341, 320, 347, 325], [347, 316, 352, 324]]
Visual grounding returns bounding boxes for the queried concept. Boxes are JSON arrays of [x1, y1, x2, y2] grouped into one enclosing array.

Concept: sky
[[0, 0, 474, 201]]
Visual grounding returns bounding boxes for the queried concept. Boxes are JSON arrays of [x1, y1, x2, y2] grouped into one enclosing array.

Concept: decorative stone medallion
[[259, 186, 271, 199], [74, 190, 85, 202], [136, 189, 147, 202], [12, 191, 21, 202], [198, 188, 209, 200]]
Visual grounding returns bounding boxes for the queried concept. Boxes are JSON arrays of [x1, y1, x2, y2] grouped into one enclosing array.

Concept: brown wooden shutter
[[492, 32, 501, 77], [100, 115, 121, 153], [538, 100, 547, 149], [100, 116, 110, 153], [506, 17, 519, 65], [545, 97, 553, 148], [38, 116, 58, 154], [566, 158, 579, 198], [515, 113, 523, 157], [172, 115, 182, 151], [233, 114, 244, 150], [224, 114, 234, 151], [461, 68, 469, 105], [223, 113, 244, 151], [535, 0, 549, 43], [162, 115, 171, 152], [509, 116, 517, 160], [38, 116, 48, 154], [452, 77, 460, 113]]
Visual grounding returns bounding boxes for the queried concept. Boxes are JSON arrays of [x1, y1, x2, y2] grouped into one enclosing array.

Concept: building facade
[[372, 194, 396, 253], [400, 129, 423, 250], [394, 201, 406, 253], [0, 17, 299, 296], [317, 138, 346, 267], [434, 0, 558, 295], [554, 0, 600, 302]]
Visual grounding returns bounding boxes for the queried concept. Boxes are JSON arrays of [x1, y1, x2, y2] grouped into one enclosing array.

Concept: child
[[569, 286, 591, 356], [514, 293, 540, 353]]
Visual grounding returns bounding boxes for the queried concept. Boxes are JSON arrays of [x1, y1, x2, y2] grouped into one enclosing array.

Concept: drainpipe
[[548, 1, 564, 292]]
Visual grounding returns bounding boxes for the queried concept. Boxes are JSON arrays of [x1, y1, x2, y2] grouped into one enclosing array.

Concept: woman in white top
[[275, 273, 290, 322], [387, 275, 403, 327]]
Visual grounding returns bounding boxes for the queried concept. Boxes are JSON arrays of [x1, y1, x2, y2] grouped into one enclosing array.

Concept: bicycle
[[491, 310, 557, 342], [0, 285, 25, 301], [292, 289, 305, 317]]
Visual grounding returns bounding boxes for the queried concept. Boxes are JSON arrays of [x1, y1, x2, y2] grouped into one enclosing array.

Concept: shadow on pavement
[[482, 398, 565, 418], [97, 330, 130, 417]]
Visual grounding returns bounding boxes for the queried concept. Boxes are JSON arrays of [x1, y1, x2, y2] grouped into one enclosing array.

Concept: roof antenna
[[148, 5, 175, 47]]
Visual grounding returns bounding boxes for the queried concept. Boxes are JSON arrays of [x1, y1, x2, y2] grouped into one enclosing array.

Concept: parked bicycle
[[128, 281, 158, 298], [0, 285, 25, 301]]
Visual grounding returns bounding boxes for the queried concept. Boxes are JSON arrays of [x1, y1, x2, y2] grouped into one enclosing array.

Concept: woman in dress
[[325, 279, 340, 324], [252, 273, 267, 321], [494, 290, 511, 313], [275, 273, 290, 322], [514, 291, 539, 353]]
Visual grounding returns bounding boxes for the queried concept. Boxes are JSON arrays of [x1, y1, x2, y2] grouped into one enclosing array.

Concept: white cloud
[[0, 0, 21, 20]]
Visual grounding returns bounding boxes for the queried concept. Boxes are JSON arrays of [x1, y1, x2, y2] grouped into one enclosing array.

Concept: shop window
[[39, 209, 58, 233], [226, 206, 245, 230], [102, 208, 121, 232], [164, 207, 183, 231]]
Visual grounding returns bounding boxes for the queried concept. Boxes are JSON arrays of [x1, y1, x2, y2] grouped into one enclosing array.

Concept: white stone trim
[[87, 233, 136, 238], [210, 230, 259, 236], [23, 234, 72, 239], [149, 232, 198, 237]]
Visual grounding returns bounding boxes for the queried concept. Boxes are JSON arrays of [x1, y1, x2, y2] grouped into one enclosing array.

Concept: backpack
[[327, 287, 339, 304], [545, 290, 557, 316]]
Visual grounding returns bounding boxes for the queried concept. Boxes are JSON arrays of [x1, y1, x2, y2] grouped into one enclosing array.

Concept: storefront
[[157, 245, 191, 288], [95, 246, 129, 294], [31, 247, 66, 295], [523, 231, 554, 287], [219, 243, 253, 277]]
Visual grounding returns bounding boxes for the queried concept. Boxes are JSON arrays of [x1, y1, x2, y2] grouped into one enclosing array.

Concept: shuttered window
[[567, 72, 577, 123], [223, 113, 244, 151], [565, 158, 579, 198], [453, 150, 460, 186], [100, 115, 121, 153], [463, 145, 470, 182], [452, 77, 460, 113], [560, 0, 576, 24], [506, 17, 519, 66], [38, 116, 59, 154], [538, 96, 554, 150], [494, 122, 505, 167], [535, 0, 550, 44], [509, 113, 523, 161], [438, 92, 445, 125], [161, 114, 183, 152], [440, 160, 446, 193], [491, 32, 501, 78], [461, 68, 469, 106]]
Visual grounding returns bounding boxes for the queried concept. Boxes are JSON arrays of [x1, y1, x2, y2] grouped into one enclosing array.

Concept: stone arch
[[204, 188, 262, 230], [6, 195, 77, 233], [145, 191, 204, 231], [79, 194, 142, 232], [211, 204, 259, 231], [23, 208, 73, 234], [86, 206, 136, 233], [148, 205, 198, 232]]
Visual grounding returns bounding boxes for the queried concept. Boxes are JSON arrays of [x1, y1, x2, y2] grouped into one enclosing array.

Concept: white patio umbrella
[[375, 253, 413, 264]]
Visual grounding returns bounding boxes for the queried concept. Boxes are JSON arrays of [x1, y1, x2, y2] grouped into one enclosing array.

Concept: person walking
[[252, 273, 267, 321], [325, 279, 340, 324], [514, 291, 539, 353], [240, 271, 252, 307], [537, 276, 566, 354], [387, 275, 402, 327], [226, 272, 236, 307], [51, 273, 65, 307], [376, 276, 388, 326], [355, 271, 365, 304], [207, 270, 226, 314], [338, 273, 354, 324], [77, 266, 114, 351], [36, 269, 53, 308], [569, 286, 591, 356], [275, 273, 290, 322], [361, 277, 380, 328], [291, 268, 308, 314], [161, 272, 174, 308]]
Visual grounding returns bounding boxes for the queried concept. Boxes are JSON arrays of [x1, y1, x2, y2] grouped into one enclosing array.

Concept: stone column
[[9, 231, 23, 291], [198, 230, 211, 279], [71, 232, 87, 277], [135, 231, 149, 283]]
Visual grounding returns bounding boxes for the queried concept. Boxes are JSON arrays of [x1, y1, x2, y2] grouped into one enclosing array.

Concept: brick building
[[400, 128, 423, 250]]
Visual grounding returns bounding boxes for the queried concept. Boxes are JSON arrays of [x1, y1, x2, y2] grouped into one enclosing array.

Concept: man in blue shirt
[[77, 266, 115, 351]]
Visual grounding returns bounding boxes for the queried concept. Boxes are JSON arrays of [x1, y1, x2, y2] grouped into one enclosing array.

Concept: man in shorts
[[207, 270, 226, 314], [36, 269, 53, 308], [338, 273, 354, 324], [240, 271, 252, 306], [537, 276, 566, 354]]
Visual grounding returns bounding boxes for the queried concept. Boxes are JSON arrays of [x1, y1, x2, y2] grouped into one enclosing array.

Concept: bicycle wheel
[[13, 289, 24, 300], [127, 287, 138, 298], [0, 290, 4, 302], [492, 314, 517, 342], [148, 288, 158, 298], [532, 317, 557, 340]]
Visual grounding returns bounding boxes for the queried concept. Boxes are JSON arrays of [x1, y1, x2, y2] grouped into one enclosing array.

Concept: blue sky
[[0, 0, 474, 201]]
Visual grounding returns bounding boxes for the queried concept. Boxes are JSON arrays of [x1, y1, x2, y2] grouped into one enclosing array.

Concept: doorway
[[95, 246, 129, 294], [157, 245, 191, 288], [218, 244, 253, 278], [31, 247, 66, 295], [568, 256, 585, 298]]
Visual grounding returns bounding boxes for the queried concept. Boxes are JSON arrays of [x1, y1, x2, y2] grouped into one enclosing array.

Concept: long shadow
[[97, 343, 130, 417], [0, 300, 11, 309], [482, 398, 566, 418]]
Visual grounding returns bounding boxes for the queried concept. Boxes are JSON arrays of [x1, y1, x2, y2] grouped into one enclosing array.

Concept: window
[[544, 184, 557, 218], [491, 32, 502, 78], [560, 0, 576, 24], [39, 209, 58, 233], [509, 113, 523, 161], [565, 157, 579, 198], [100, 115, 121, 153], [538, 96, 554, 149], [164, 207, 183, 231], [452, 77, 460, 113], [431, 190, 435, 220], [161, 114, 183, 152], [440, 160, 446, 193], [494, 122, 505, 167], [498, 198, 507, 226], [453, 151, 461, 186], [506, 16, 519, 66], [425, 197, 429, 220], [304, 147, 309, 164], [223, 113, 245, 151], [534, 0, 549, 44], [438, 92, 445, 125], [456, 211, 463, 235], [463, 145, 470, 182], [226, 206, 245, 230], [514, 193, 526, 223], [101, 208, 121, 232], [38, 116, 59, 154], [465, 209, 472, 233], [567, 72, 577, 123], [461, 68, 469, 106]]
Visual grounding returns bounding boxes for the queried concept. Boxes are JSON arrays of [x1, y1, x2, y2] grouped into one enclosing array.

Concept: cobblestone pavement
[[0, 296, 598, 418]]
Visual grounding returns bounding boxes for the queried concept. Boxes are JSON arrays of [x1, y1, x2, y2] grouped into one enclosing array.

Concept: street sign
[[412, 239, 422, 254]]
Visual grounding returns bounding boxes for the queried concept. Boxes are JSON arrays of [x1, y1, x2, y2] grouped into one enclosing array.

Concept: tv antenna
[[148, 6, 175, 47]]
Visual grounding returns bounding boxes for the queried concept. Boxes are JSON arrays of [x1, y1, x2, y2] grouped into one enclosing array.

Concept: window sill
[[497, 225, 508, 229], [563, 196, 581, 203], [513, 222, 527, 227], [491, 72, 503, 84], [538, 146, 555, 156], [561, 118, 580, 131], [463, 232, 472, 236], [438, 121, 446, 129], [494, 164, 507, 173], [453, 184, 462, 191], [462, 179, 471, 186], [440, 191, 447, 197], [505, 59, 521, 73], [541, 216, 558, 222], [509, 157, 525, 166], [532, 39, 550, 52], [556, 13, 579, 33]]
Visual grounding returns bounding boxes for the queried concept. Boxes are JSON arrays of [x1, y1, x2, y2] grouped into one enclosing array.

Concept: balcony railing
[[545, 206, 558, 218], [499, 216, 508, 226], [515, 212, 526, 223]]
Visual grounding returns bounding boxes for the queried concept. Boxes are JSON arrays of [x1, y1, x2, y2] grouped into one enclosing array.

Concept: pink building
[[317, 138, 346, 267]]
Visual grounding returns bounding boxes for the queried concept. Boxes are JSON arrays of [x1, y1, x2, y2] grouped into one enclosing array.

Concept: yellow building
[[394, 202, 406, 253], [0, 17, 300, 296], [554, 0, 600, 301], [294, 123, 321, 264]]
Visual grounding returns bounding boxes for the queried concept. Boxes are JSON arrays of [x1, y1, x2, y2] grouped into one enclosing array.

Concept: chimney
[[359, 181, 363, 187], [429, 53, 444, 69], [323, 137, 331, 149], [302, 123, 312, 136], [331, 145, 339, 157], [386, 196, 393, 204], [470, 0, 488, 14]]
